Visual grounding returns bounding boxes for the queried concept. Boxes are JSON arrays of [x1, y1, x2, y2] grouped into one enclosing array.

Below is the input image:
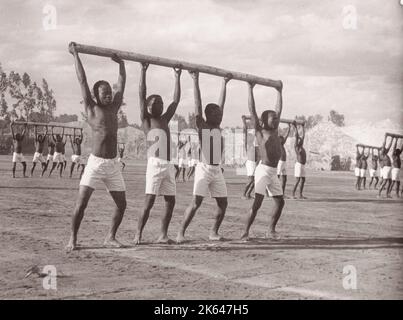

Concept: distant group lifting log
[[356, 144, 380, 149], [385, 132, 403, 139], [13, 121, 82, 131], [70, 42, 282, 89], [242, 115, 306, 127]]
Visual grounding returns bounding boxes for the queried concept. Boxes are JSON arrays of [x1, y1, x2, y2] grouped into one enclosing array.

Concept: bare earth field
[[0, 155, 402, 300]]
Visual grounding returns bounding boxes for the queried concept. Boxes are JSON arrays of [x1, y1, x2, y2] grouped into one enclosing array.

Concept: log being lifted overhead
[[71, 43, 282, 89], [356, 144, 379, 149], [385, 132, 403, 139], [242, 115, 305, 126], [13, 121, 82, 130]]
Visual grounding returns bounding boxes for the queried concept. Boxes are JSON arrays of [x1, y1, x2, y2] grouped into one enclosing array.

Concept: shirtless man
[[241, 80, 284, 240], [187, 141, 199, 180], [42, 135, 55, 176], [176, 139, 188, 182], [30, 125, 48, 177], [117, 143, 126, 171], [354, 145, 363, 190], [11, 122, 28, 178], [48, 127, 67, 178], [360, 147, 369, 189], [368, 148, 380, 190], [66, 42, 127, 251], [134, 62, 181, 245], [378, 135, 393, 198], [69, 128, 84, 178], [277, 124, 291, 195], [176, 71, 231, 243], [292, 122, 307, 199], [389, 138, 402, 197]]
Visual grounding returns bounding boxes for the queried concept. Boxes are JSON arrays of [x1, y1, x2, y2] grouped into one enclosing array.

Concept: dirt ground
[[0, 155, 402, 300]]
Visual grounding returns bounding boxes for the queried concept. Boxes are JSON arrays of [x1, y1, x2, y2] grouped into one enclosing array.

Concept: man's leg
[[210, 197, 228, 241], [157, 195, 175, 243], [355, 176, 360, 190], [378, 178, 388, 197], [292, 178, 301, 198], [267, 195, 285, 238], [79, 165, 85, 179], [12, 162, 16, 178], [241, 193, 264, 241], [243, 176, 254, 198], [246, 178, 255, 198], [21, 162, 27, 177], [104, 191, 127, 247], [48, 162, 57, 177], [134, 194, 156, 245], [182, 168, 186, 182], [374, 177, 379, 189], [362, 177, 366, 189], [281, 175, 287, 194], [64, 160, 67, 171], [30, 162, 36, 177], [395, 181, 401, 197], [175, 165, 180, 180], [176, 195, 203, 243], [369, 177, 374, 189], [70, 162, 76, 178], [66, 186, 94, 252], [299, 177, 306, 199], [386, 179, 393, 198], [57, 162, 63, 178]]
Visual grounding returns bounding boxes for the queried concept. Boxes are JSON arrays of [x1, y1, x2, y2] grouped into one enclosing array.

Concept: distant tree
[[328, 110, 345, 127], [54, 113, 78, 123]]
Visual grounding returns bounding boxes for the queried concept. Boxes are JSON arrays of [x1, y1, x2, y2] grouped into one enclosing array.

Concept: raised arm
[[189, 71, 203, 120], [10, 122, 15, 139], [294, 122, 299, 148], [69, 134, 74, 150], [78, 128, 83, 144], [163, 67, 182, 122], [218, 74, 232, 113], [34, 125, 38, 141], [111, 54, 126, 108], [51, 126, 56, 141], [300, 124, 305, 144], [283, 124, 291, 143], [42, 125, 48, 142], [139, 62, 149, 122], [275, 81, 283, 118], [392, 137, 398, 153], [248, 82, 261, 132], [69, 42, 95, 110], [385, 136, 394, 153], [21, 123, 27, 138]]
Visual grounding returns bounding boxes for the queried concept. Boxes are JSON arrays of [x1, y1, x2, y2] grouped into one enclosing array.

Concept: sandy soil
[[0, 155, 402, 299]]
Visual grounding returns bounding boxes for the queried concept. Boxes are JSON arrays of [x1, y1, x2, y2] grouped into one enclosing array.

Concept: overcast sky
[[0, 0, 402, 127]]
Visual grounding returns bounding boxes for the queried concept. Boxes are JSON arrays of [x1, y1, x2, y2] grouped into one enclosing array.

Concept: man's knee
[[192, 196, 203, 210], [217, 198, 228, 211], [273, 195, 285, 208], [164, 196, 176, 207]]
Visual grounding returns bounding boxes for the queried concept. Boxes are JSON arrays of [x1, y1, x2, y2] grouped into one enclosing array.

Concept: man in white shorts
[[187, 143, 199, 180], [30, 125, 48, 177], [134, 62, 182, 245], [69, 129, 84, 178], [389, 137, 402, 197], [176, 139, 188, 182], [359, 147, 369, 189], [242, 134, 260, 199], [378, 135, 393, 198], [292, 122, 307, 199], [11, 122, 28, 178], [66, 43, 127, 252], [48, 127, 67, 178], [177, 71, 231, 243], [241, 80, 284, 240], [368, 148, 379, 190], [354, 145, 363, 190], [277, 123, 291, 195]]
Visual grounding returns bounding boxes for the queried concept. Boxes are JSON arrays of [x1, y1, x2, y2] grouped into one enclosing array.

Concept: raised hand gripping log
[[69, 42, 282, 89]]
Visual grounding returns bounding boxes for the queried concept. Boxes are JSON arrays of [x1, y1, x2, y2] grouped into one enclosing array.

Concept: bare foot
[[265, 231, 281, 240], [156, 236, 174, 244], [299, 195, 307, 199], [209, 233, 224, 241], [133, 234, 142, 245], [176, 233, 187, 244], [240, 233, 250, 242], [65, 238, 77, 253], [104, 238, 124, 248]]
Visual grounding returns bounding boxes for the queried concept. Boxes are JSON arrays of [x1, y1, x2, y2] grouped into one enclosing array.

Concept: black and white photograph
[[0, 0, 402, 303]]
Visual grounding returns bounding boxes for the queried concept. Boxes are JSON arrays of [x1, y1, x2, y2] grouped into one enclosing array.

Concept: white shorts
[[254, 163, 283, 197], [369, 169, 377, 178], [392, 168, 401, 181], [193, 162, 227, 198], [359, 168, 367, 178], [295, 162, 306, 178], [189, 158, 198, 167], [46, 154, 53, 162], [245, 160, 256, 177], [32, 152, 45, 163], [53, 152, 64, 163], [354, 167, 360, 177], [381, 166, 392, 180], [12, 152, 26, 163], [178, 158, 188, 168], [80, 154, 126, 192], [277, 160, 287, 176], [145, 157, 176, 196], [71, 154, 81, 164]]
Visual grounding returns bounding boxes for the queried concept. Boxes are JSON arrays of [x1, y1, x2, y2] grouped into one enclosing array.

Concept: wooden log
[[241, 115, 305, 126], [385, 132, 403, 139], [71, 42, 282, 89], [356, 144, 380, 149], [13, 121, 82, 130]]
